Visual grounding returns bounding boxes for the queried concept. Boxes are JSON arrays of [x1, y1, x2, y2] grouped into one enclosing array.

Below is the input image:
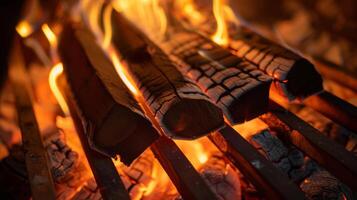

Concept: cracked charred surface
[[111, 12, 224, 138], [159, 29, 272, 124]]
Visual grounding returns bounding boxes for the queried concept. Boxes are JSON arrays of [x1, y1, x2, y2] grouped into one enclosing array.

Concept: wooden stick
[[58, 24, 159, 164], [111, 12, 224, 138], [210, 124, 306, 200], [9, 37, 56, 200], [61, 77, 130, 200], [304, 90, 357, 133], [260, 100, 357, 191], [160, 29, 272, 124], [151, 136, 219, 200]]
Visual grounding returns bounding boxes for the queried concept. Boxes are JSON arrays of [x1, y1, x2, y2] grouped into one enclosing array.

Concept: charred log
[[160, 29, 272, 124], [111, 12, 224, 138], [58, 23, 159, 163]]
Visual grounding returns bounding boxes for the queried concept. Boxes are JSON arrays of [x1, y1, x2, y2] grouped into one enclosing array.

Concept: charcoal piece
[[300, 170, 354, 200], [111, 12, 224, 138], [227, 26, 323, 100], [44, 129, 79, 183], [250, 130, 318, 182], [200, 152, 241, 200], [160, 30, 272, 124], [58, 24, 159, 164]]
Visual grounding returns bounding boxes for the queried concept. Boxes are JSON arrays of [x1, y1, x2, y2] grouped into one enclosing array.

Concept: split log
[[177, 11, 323, 101], [111, 12, 224, 138], [227, 26, 323, 100], [58, 23, 159, 164], [160, 29, 272, 124]]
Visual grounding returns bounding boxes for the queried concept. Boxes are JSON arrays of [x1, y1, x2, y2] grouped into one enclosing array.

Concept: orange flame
[[109, 51, 139, 96], [41, 23, 59, 63], [102, 4, 113, 49], [49, 63, 70, 116], [174, 0, 204, 25], [16, 21, 34, 38], [212, 0, 229, 46]]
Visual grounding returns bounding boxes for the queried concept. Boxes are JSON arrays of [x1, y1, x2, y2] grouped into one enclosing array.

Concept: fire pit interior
[[0, 0, 357, 199]]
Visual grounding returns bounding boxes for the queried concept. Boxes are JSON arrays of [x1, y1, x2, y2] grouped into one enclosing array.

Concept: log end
[[93, 105, 159, 165], [162, 98, 224, 139], [226, 79, 271, 124], [286, 59, 323, 100]]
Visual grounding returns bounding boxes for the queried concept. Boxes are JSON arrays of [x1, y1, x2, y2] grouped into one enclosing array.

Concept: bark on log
[[58, 23, 159, 164], [160, 29, 272, 124], [111, 12, 224, 138]]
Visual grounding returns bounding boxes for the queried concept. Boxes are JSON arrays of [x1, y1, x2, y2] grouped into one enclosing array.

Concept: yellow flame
[[42, 24, 58, 47], [175, 0, 204, 25], [102, 5, 113, 49], [16, 21, 34, 38], [49, 63, 70, 116], [109, 51, 138, 96], [212, 0, 229, 46]]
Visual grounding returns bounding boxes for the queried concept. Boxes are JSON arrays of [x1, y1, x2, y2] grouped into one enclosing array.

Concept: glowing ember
[[16, 21, 33, 38]]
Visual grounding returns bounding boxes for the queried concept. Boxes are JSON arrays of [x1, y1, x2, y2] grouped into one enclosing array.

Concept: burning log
[[160, 29, 272, 124], [111, 12, 224, 138], [227, 26, 323, 100], [58, 23, 159, 163], [175, 7, 323, 101]]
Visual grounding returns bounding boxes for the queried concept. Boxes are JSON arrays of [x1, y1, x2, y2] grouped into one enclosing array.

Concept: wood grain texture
[[58, 23, 159, 164], [160, 29, 272, 124], [111, 12, 224, 138]]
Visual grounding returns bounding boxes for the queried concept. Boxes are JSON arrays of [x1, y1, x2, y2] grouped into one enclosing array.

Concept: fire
[[174, 0, 205, 26], [16, 21, 33, 38], [109, 51, 139, 96], [49, 63, 70, 116], [111, 0, 167, 39], [102, 5, 113, 49], [41, 23, 59, 63], [42, 24, 58, 47], [233, 118, 269, 139], [212, 0, 229, 46]]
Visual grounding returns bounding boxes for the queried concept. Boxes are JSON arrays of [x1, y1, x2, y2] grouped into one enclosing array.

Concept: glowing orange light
[[109, 51, 139, 96], [49, 63, 70, 116], [212, 0, 229, 46], [42, 24, 58, 47], [102, 5, 113, 49], [16, 21, 33, 38], [176, 0, 204, 25]]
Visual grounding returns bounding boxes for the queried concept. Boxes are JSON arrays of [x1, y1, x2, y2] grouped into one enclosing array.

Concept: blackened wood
[[151, 136, 218, 200], [161, 29, 272, 124], [9, 38, 56, 200], [227, 26, 323, 100], [304, 91, 357, 133], [58, 24, 159, 164], [187, 16, 323, 101], [260, 101, 357, 191], [111, 12, 224, 139], [61, 76, 131, 200], [210, 124, 306, 200]]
